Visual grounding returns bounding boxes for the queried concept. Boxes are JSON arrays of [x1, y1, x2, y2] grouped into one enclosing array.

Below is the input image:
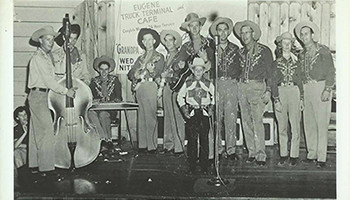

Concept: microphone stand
[[207, 35, 229, 186]]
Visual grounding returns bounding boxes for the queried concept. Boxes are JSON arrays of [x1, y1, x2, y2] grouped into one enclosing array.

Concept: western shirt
[[238, 42, 273, 88], [28, 48, 68, 94], [298, 43, 335, 89], [270, 54, 303, 98], [216, 41, 241, 79]]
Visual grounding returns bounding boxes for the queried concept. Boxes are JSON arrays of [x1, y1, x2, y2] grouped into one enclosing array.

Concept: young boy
[[177, 57, 215, 174]]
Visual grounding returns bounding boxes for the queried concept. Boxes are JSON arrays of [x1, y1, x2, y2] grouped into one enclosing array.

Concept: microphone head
[[214, 35, 219, 46]]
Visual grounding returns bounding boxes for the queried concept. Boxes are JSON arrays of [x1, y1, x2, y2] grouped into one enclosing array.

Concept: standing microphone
[[214, 35, 220, 47]]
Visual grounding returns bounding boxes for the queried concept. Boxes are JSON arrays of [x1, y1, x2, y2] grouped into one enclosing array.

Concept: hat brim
[[189, 62, 211, 73], [180, 17, 207, 32], [233, 20, 261, 41], [55, 24, 81, 47], [160, 30, 182, 48], [93, 56, 116, 73], [209, 17, 233, 37], [276, 36, 296, 43], [294, 21, 320, 42], [31, 28, 59, 42], [137, 28, 161, 50]]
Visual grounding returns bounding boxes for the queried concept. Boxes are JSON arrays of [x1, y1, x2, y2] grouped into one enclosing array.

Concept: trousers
[[275, 86, 301, 158], [303, 81, 332, 162], [186, 109, 209, 170], [28, 90, 56, 172], [238, 81, 267, 162], [136, 81, 158, 151], [163, 85, 185, 153], [217, 79, 238, 155]]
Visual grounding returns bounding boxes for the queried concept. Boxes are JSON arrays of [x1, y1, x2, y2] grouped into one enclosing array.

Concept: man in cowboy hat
[[27, 26, 76, 179], [158, 30, 186, 155], [127, 28, 165, 154], [233, 20, 273, 166], [177, 57, 215, 174], [271, 32, 303, 166], [88, 55, 122, 156], [209, 17, 240, 161], [178, 13, 215, 78], [294, 21, 335, 168], [52, 24, 91, 85]]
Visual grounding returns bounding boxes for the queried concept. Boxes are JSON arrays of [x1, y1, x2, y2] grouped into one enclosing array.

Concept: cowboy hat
[[137, 28, 161, 50], [189, 57, 211, 73], [31, 26, 59, 42], [233, 20, 261, 41], [160, 30, 182, 48], [294, 21, 320, 42], [276, 32, 295, 43], [180, 13, 207, 31], [93, 55, 116, 73], [209, 17, 233, 37], [55, 24, 81, 47]]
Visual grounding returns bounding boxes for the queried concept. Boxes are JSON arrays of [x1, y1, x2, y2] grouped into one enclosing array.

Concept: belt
[[278, 82, 296, 87], [31, 87, 49, 92], [218, 77, 238, 82], [304, 79, 319, 84], [239, 78, 264, 83], [188, 105, 209, 110], [144, 78, 154, 82]]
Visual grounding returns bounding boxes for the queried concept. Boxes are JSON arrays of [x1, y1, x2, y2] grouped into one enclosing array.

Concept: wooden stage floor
[[16, 143, 336, 199]]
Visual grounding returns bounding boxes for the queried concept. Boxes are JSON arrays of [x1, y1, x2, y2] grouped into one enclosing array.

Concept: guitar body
[[169, 65, 192, 92]]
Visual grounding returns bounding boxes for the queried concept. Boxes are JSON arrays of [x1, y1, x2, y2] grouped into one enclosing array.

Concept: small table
[[90, 102, 139, 147]]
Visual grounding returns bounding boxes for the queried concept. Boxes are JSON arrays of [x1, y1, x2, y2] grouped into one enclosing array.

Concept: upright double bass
[[48, 14, 101, 169]]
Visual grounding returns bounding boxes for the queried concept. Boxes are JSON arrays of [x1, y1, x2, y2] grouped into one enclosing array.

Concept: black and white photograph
[[1, 0, 349, 199]]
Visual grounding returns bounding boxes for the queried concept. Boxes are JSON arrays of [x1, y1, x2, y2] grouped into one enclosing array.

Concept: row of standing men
[[24, 12, 335, 179]]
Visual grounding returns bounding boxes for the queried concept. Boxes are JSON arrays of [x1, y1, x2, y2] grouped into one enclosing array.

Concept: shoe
[[174, 151, 184, 157], [147, 149, 157, 154], [316, 162, 326, 168], [290, 157, 298, 166], [256, 161, 266, 166], [302, 158, 317, 164], [227, 153, 239, 161], [277, 156, 288, 166], [246, 157, 255, 163]]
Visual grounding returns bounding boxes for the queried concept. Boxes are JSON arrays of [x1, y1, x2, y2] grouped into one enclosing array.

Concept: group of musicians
[[14, 11, 335, 181]]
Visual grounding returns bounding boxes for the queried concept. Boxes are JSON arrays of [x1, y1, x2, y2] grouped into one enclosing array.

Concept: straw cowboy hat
[[31, 26, 59, 42], [233, 20, 261, 41], [276, 32, 296, 43], [180, 13, 207, 31], [55, 24, 81, 47], [209, 17, 233, 37], [294, 21, 320, 42], [137, 28, 161, 50], [189, 57, 211, 73], [160, 30, 182, 48], [93, 55, 116, 73]]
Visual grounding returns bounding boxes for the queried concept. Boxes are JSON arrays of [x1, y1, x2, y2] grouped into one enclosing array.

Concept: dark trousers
[[186, 109, 210, 171]]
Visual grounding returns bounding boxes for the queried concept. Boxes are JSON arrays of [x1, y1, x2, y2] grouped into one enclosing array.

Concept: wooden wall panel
[[106, 2, 115, 59], [97, 2, 107, 57], [248, 0, 335, 53], [14, 68, 27, 82], [14, 22, 62, 37], [14, 37, 36, 52], [321, 3, 331, 47], [280, 3, 290, 34], [14, 7, 73, 22], [268, 3, 280, 55], [259, 3, 269, 46]]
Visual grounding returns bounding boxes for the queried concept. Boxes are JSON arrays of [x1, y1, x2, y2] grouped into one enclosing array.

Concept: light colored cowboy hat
[[180, 13, 207, 31], [55, 24, 81, 47], [294, 21, 320, 42], [160, 30, 182, 48], [276, 32, 295, 43], [233, 20, 261, 41], [31, 26, 59, 42], [189, 57, 211, 73], [137, 28, 161, 50], [209, 17, 233, 37], [93, 55, 116, 73]]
